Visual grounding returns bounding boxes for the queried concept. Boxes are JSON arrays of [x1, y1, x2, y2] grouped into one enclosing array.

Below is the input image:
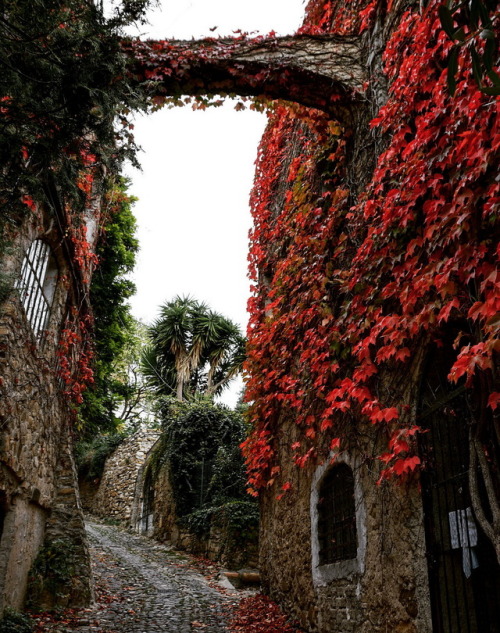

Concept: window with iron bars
[[317, 463, 358, 564], [15, 239, 58, 338]]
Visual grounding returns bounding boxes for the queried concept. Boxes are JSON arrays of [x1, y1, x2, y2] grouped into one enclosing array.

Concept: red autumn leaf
[[330, 438, 341, 450], [487, 392, 500, 410]]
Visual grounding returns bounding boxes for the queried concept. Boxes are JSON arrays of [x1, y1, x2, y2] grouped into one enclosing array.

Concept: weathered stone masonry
[[86, 430, 258, 569], [0, 209, 93, 611], [86, 429, 159, 525]]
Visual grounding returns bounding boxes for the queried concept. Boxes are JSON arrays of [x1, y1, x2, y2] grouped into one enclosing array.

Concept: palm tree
[[141, 296, 246, 401]]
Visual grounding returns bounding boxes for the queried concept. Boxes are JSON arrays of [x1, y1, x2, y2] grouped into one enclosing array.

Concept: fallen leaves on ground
[[229, 594, 305, 633]]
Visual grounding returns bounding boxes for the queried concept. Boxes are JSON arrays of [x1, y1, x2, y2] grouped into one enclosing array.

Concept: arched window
[[15, 239, 58, 336], [317, 463, 357, 564]]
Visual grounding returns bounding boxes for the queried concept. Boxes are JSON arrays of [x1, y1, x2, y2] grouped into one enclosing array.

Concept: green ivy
[[147, 399, 256, 521], [0, 609, 33, 633]]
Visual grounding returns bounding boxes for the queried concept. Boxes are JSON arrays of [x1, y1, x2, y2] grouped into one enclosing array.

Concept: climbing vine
[[3, 0, 497, 492], [242, 0, 500, 492], [1, 0, 150, 414], [78, 179, 139, 436]]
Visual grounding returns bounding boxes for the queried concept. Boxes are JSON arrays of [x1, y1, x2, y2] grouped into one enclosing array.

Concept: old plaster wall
[[90, 429, 159, 524], [0, 213, 92, 611]]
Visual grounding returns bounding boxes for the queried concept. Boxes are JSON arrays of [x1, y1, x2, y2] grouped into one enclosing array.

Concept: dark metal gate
[[419, 348, 500, 633], [139, 471, 155, 533]]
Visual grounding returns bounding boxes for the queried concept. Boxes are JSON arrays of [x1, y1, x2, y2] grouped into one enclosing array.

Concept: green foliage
[[142, 296, 246, 400], [184, 500, 259, 538], [27, 538, 76, 607], [75, 432, 126, 481], [0, 609, 33, 633], [147, 400, 252, 517], [79, 179, 140, 438], [0, 0, 152, 226], [439, 0, 500, 95]]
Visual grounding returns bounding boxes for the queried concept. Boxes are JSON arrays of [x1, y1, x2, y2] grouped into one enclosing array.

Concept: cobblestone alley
[[32, 521, 239, 632]]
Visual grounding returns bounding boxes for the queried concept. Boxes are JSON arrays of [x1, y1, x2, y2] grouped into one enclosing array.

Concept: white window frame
[[15, 239, 58, 337], [310, 453, 367, 586]]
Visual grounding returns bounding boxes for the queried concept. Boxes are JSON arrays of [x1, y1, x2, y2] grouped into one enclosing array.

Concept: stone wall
[[258, 416, 432, 633], [252, 313, 433, 632], [90, 430, 159, 525], [144, 462, 259, 570], [0, 212, 93, 612]]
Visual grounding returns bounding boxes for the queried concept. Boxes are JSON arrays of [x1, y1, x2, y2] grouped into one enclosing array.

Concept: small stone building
[[0, 202, 96, 611]]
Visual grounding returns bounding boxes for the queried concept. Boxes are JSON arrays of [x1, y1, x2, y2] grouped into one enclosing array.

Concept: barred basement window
[[16, 239, 58, 337], [317, 463, 357, 564]]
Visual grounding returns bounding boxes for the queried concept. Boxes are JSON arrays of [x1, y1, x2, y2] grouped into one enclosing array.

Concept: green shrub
[[0, 608, 33, 633], [27, 538, 76, 607], [184, 500, 259, 538], [147, 399, 251, 517]]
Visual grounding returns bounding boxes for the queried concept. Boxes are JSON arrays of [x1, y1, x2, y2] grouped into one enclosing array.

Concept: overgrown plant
[[0, 609, 33, 633], [242, 0, 499, 494], [146, 399, 257, 538], [75, 432, 127, 481], [0, 0, 152, 226], [78, 179, 142, 438], [27, 538, 77, 609]]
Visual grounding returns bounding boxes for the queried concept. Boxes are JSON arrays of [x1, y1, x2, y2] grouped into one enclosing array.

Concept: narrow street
[[32, 521, 240, 632]]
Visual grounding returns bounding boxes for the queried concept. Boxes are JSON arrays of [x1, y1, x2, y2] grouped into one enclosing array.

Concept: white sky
[[122, 0, 307, 405]]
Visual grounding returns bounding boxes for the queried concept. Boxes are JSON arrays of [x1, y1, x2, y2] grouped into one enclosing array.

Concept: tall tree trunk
[[176, 377, 184, 401]]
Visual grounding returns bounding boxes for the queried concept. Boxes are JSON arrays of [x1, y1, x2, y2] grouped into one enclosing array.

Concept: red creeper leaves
[[243, 0, 499, 491]]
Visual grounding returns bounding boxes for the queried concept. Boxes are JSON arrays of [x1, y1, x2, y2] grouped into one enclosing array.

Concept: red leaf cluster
[[242, 0, 499, 490], [229, 594, 304, 633]]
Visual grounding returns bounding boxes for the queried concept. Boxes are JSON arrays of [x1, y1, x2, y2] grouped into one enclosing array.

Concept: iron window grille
[[15, 239, 58, 337], [317, 463, 358, 564]]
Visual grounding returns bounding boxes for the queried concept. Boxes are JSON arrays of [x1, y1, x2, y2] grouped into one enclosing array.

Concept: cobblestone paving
[[88, 521, 239, 632], [47, 521, 240, 633]]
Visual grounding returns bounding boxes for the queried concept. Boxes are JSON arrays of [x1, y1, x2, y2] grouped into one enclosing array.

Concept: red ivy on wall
[[242, 0, 500, 492]]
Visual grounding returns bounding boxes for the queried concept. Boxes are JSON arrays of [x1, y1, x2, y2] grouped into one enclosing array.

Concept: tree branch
[[469, 432, 500, 563]]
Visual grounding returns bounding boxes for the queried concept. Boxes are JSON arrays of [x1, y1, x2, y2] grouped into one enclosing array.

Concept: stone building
[[0, 201, 95, 611], [239, 1, 500, 632]]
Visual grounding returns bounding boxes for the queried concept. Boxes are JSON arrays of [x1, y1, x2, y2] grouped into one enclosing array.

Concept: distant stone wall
[[90, 430, 159, 524], [79, 480, 99, 513]]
